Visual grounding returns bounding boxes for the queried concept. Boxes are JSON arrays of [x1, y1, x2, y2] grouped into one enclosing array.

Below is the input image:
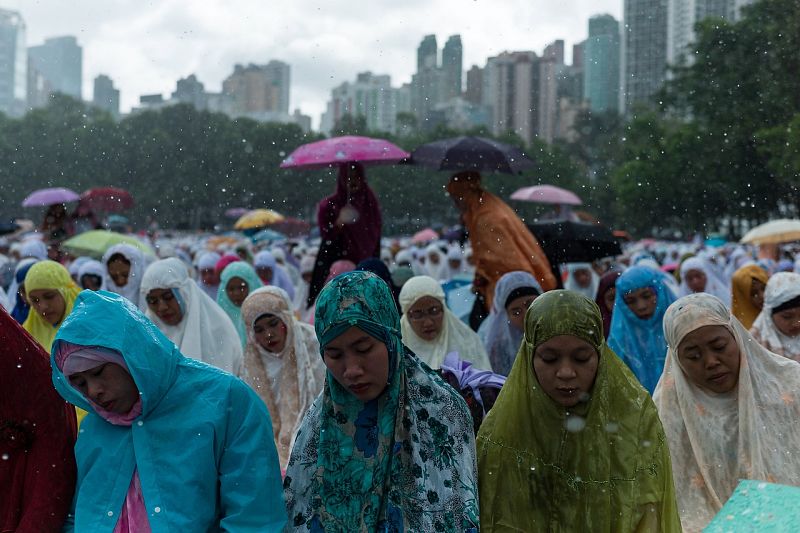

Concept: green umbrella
[[62, 230, 154, 259], [705, 480, 800, 532]]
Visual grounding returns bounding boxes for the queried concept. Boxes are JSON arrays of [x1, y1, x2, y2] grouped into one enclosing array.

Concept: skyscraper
[[465, 65, 483, 105], [28, 36, 82, 100], [93, 74, 120, 118], [222, 61, 291, 115], [320, 71, 398, 134], [584, 15, 621, 112], [622, 0, 668, 114], [441, 35, 463, 99], [0, 9, 27, 117], [172, 74, 207, 110], [417, 35, 438, 71], [667, 0, 751, 66], [483, 51, 540, 145]]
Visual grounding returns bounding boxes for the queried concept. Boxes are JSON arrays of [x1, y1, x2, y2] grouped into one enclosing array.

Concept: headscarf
[[19, 239, 48, 260], [477, 290, 681, 532], [9, 258, 37, 324], [446, 173, 556, 308], [77, 259, 107, 291], [22, 261, 82, 353], [424, 244, 450, 281], [241, 286, 326, 468], [595, 270, 621, 338], [102, 244, 146, 308], [68, 256, 92, 280], [284, 271, 479, 532], [356, 257, 400, 308], [195, 251, 221, 301], [325, 259, 355, 283], [254, 250, 296, 301], [141, 258, 243, 374], [608, 266, 677, 394], [679, 257, 731, 306], [217, 261, 263, 345], [440, 352, 505, 432], [478, 271, 542, 376], [563, 262, 600, 299], [750, 272, 800, 361], [399, 275, 491, 370], [293, 255, 316, 321], [1, 308, 77, 532], [214, 253, 241, 277], [654, 293, 800, 532], [730, 264, 769, 330]]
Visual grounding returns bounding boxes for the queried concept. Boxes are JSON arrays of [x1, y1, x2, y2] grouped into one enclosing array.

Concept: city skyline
[[3, 0, 621, 127]]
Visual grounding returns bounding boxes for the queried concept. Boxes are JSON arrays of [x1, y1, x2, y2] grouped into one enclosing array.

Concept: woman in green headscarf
[[217, 261, 263, 346], [477, 290, 681, 532], [284, 271, 479, 532]]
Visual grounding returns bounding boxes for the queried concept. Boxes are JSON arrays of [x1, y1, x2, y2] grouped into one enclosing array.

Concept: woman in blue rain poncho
[[607, 265, 677, 393], [51, 290, 286, 532]]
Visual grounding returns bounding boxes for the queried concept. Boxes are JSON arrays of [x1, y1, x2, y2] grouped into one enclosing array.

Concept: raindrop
[[565, 415, 586, 433], [1, 453, 9, 460]]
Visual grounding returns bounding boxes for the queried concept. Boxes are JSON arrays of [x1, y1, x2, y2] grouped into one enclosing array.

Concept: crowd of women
[[3, 170, 800, 532]]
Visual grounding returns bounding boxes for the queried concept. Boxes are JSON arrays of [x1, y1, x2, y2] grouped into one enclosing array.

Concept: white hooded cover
[[102, 243, 147, 308], [750, 271, 800, 362]]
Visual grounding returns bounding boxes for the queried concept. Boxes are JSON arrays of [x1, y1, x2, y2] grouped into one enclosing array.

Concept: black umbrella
[[0, 221, 19, 235], [528, 221, 622, 286], [406, 136, 536, 174]]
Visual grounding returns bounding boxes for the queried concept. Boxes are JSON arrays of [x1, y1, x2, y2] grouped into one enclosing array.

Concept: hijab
[[217, 262, 263, 346], [195, 251, 221, 301], [750, 272, 800, 361], [399, 275, 491, 370], [22, 261, 82, 354], [608, 266, 677, 394], [77, 259, 107, 291], [679, 257, 731, 306], [477, 290, 680, 532], [424, 244, 450, 281], [241, 286, 326, 468], [254, 250, 296, 302], [284, 271, 479, 532], [654, 293, 800, 532], [595, 270, 621, 338], [141, 258, 244, 375], [102, 244, 147, 308], [9, 258, 37, 324], [563, 262, 600, 299], [730, 264, 768, 330]]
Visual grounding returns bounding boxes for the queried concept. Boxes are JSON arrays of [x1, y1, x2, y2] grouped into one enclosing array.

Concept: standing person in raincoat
[[51, 290, 287, 532], [477, 290, 681, 532], [284, 271, 479, 532], [1, 308, 77, 533], [306, 162, 382, 310]]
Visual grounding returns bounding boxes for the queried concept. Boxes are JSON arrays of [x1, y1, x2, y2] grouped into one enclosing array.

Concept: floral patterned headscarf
[[284, 270, 479, 532]]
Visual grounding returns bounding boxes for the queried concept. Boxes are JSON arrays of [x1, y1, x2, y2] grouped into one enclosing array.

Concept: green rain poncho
[[477, 290, 681, 532]]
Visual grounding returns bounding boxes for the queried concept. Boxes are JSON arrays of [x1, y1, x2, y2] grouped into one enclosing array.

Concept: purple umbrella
[[225, 207, 250, 219], [280, 136, 409, 169], [22, 187, 80, 207]]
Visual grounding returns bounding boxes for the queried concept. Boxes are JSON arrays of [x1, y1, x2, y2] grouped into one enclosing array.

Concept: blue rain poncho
[[51, 290, 286, 532]]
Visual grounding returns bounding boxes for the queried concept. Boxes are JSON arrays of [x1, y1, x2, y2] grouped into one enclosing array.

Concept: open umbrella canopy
[[77, 187, 134, 214], [741, 219, 800, 245], [62, 230, 154, 259], [225, 207, 250, 219], [250, 228, 287, 243], [412, 228, 439, 244], [511, 185, 582, 206], [705, 480, 800, 532], [406, 136, 536, 174], [0, 221, 19, 235], [22, 187, 80, 207], [233, 209, 285, 230], [270, 217, 312, 238], [528, 221, 622, 265], [280, 135, 409, 169]]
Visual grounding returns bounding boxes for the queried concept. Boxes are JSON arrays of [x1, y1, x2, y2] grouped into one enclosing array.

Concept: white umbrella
[[740, 219, 800, 245]]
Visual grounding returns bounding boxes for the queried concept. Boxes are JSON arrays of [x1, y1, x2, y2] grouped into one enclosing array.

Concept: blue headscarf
[[217, 262, 263, 345], [10, 260, 37, 324], [607, 266, 677, 394]]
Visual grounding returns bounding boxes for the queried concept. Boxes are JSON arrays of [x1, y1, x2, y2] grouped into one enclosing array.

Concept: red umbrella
[[77, 187, 134, 214], [280, 136, 409, 170]]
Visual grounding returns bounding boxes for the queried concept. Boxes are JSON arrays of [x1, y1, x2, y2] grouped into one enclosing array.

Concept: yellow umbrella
[[740, 219, 800, 245], [234, 209, 285, 230]]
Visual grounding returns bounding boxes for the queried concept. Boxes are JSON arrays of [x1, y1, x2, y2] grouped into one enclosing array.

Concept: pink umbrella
[[22, 187, 80, 207], [280, 136, 410, 169], [510, 185, 582, 206], [412, 228, 439, 244]]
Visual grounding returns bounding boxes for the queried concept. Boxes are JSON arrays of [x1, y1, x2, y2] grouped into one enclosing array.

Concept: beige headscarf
[[654, 293, 800, 532], [241, 286, 326, 468]]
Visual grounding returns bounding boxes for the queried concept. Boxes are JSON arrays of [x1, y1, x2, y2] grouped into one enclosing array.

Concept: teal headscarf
[[284, 271, 480, 532], [217, 262, 263, 345]]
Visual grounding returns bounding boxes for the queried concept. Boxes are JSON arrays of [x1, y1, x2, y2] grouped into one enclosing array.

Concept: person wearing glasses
[[399, 275, 491, 370], [217, 261, 263, 346], [141, 258, 243, 375]]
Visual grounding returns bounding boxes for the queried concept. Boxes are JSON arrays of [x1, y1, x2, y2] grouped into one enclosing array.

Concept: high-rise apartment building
[[465, 65, 483, 105], [584, 15, 621, 112], [621, 0, 668, 113], [441, 35, 463, 99], [172, 74, 207, 110], [93, 74, 120, 118], [417, 34, 438, 71], [222, 61, 290, 115], [320, 72, 398, 134], [667, 0, 752, 66], [0, 9, 26, 117], [28, 36, 82, 100]]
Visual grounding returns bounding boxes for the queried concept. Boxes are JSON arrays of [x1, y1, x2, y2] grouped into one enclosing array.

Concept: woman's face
[[685, 269, 707, 293], [145, 288, 183, 326], [750, 279, 766, 310], [772, 307, 800, 338], [573, 268, 592, 288], [506, 294, 538, 332], [448, 259, 461, 271], [407, 295, 444, 341], [200, 268, 219, 286], [677, 325, 740, 393], [533, 335, 599, 408], [107, 258, 131, 287], [256, 266, 274, 284], [253, 314, 288, 353], [28, 288, 67, 326], [622, 287, 657, 320], [602, 286, 616, 312], [80, 274, 103, 291], [225, 276, 250, 307], [428, 252, 440, 265], [323, 326, 390, 403], [68, 362, 140, 415]]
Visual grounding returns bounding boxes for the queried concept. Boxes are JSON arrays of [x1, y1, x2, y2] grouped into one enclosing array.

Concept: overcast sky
[[7, 0, 621, 126]]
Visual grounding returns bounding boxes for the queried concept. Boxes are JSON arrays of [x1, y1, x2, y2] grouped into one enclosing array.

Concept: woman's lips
[[349, 383, 370, 394]]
